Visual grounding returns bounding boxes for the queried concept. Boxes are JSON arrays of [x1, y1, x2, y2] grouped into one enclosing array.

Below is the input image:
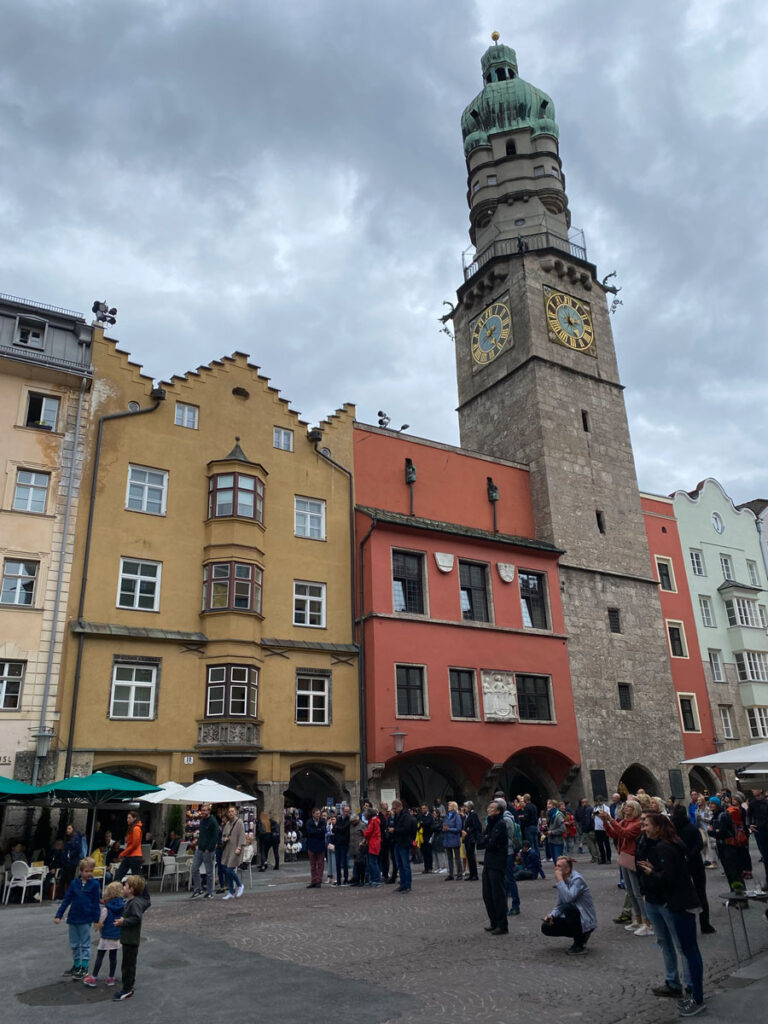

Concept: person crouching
[[541, 856, 597, 955]]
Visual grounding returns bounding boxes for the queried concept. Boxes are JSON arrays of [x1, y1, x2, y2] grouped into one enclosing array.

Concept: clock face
[[471, 301, 512, 365], [544, 287, 595, 354]]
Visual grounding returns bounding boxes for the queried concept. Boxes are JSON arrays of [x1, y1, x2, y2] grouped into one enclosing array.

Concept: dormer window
[[14, 316, 46, 349]]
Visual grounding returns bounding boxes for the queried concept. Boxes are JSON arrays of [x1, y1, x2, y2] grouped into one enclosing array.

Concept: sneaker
[[62, 966, 78, 977], [216, 887, 226, 894], [566, 944, 588, 955], [508, 907, 520, 916], [678, 997, 706, 1017], [83, 975, 98, 987], [653, 984, 683, 998], [634, 925, 654, 937], [613, 915, 632, 924], [203, 892, 215, 899], [235, 884, 245, 898], [189, 889, 202, 899], [106, 977, 116, 987], [624, 923, 640, 932], [73, 967, 88, 980], [113, 990, 134, 1001], [222, 892, 235, 900]]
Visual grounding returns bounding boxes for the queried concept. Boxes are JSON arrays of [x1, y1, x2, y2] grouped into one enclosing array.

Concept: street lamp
[[390, 730, 407, 755], [31, 727, 55, 786]]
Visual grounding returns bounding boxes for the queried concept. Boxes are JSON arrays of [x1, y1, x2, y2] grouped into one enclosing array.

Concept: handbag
[[618, 850, 636, 871]]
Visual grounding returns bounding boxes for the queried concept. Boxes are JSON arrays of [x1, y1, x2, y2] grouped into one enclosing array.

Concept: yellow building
[[0, 293, 94, 786], [57, 328, 360, 813]]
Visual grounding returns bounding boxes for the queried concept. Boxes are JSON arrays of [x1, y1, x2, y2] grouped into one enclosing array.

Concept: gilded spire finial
[[491, 30, 500, 43]]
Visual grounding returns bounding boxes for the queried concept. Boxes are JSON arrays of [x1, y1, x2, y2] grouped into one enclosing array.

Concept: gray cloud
[[1, 0, 766, 504]]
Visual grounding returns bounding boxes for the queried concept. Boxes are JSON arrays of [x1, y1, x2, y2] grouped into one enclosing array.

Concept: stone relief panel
[[481, 670, 518, 722]]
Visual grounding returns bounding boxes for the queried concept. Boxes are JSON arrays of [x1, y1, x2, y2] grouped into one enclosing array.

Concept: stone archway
[[620, 762, 659, 796], [284, 763, 346, 818], [688, 766, 720, 796]]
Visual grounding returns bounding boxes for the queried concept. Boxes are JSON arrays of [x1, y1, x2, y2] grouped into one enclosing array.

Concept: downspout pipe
[[64, 392, 165, 776], [356, 514, 377, 800], [756, 515, 768, 583], [33, 375, 88, 786]]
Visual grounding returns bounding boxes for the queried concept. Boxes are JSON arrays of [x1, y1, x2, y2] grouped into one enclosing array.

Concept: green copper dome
[[462, 42, 558, 156]]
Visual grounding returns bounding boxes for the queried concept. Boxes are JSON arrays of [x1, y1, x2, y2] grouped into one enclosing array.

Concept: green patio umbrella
[[0, 774, 40, 799]]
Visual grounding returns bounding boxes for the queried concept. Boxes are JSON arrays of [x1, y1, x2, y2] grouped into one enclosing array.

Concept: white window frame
[[12, 470, 50, 514], [117, 557, 162, 611], [109, 662, 157, 720], [25, 392, 60, 431], [708, 649, 725, 682], [0, 559, 39, 606], [295, 673, 330, 725], [0, 660, 24, 710], [126, 464, 168, 516], [719, 706, 734, 740], [678, 693, 701, 733], [726, 598, 762, 628], [666, 619, 689, 659], [720, 554, 735, 581], [746, 707, 768, 739], [699, 595, 716, 628], [656, 556, 676, 592], [273, 427, 294, 452], [735, 650, 768, 682], [294, 496, 326, 540], [293, 581, 326, 628], [14, 315, 47, 349], [747, 560, 761, 588], [689, 549, 706, 576], [174, 402, 199, 429]]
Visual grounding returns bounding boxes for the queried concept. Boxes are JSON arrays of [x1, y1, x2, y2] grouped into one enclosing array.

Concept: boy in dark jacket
[[54, 856, 101, 979], [112, 874, 151, 1001]]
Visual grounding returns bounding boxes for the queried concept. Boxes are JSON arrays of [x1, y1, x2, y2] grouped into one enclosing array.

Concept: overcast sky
[[2, 0, 767, 504]]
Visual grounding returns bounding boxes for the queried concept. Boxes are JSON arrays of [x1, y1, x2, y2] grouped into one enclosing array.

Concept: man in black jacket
[[417, 805, 434, 874], [389, 799, 416, 892], [477, 800, 509, 935], [332, 805, 351, 886], [190, 804, 218, 899], [462, 801, 482, 881], [522, 794, 539, 851], [379, 803, 394, 882]]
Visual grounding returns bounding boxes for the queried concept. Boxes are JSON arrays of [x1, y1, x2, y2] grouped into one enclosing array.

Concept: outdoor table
[[718, 889, 768, 965]]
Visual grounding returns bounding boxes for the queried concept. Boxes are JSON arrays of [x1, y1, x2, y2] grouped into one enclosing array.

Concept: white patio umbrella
[[171, 779, 258, 804], [140, 781, 188, 805], [682, 739, 768, 770]]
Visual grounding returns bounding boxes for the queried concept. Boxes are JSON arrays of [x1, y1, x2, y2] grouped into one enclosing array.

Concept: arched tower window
[[506, 140, 516, 156]]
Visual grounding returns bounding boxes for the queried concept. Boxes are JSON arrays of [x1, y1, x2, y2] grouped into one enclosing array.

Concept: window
[[293, 581, 326, 627], [459, 561, 490, 622], [506, 140, 516, 156], [595, 510, 606, 534], [747, 560, 760, 587], [472, 180, 480, 193], [487, 174, 497, 185], [735, 650, 768, 682], [747, 707, 768, 739], [678, 695, 700, 732], [726, 598, 762, 628], [208, 472, 264, 522], [0, 661, 24, 709], [719, 706, 734, 740], [392, 551, 425, 614], [761, 605, 768, 628], [202, 563, 262, 613], [117, 558, 161, 611], [273, 427, 293, 452], [1, 559, 38, 606], [689, 549, 706, 576], [15, 317, 46, 348], [617, 683, 632, 711], [25, 393, 59, 431], [708, 649, 725, 682], [656, 557, 675, 591], [13, 470, 50, 513], [449, 669, 477, 718], [519, 571, 548, 629], [516, 674, 552, 721], [533, 165, 545, 177], [294, 497, 326, 540], [608, 607, 622, 634], [126, 465, 168, 515], [667, 621, 688, 658], [109, 662, 157, 719], [295, 673, 330, 724], [720, 554, 735, 581], [174, 402, 198, 429], [206, 665, 258, 718], [396, 664, 426, 717], [699, 596, 715, 627], [581, 409, 590, 432]]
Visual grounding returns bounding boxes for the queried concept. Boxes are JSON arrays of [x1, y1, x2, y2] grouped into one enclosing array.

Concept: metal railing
[[0, 344, 93, 374], [0, 291, 84, 319], [463, 230, 588, 280]]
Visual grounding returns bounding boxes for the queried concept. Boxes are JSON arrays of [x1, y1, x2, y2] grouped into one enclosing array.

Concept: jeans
[[366, 853, 381, 883], [393, 844, 412, 890], [308, 850, 325, 885], [644, 900, 690, 991], [670, 910, 704, 1004], [335, 844, 349, 884], [326, 848, 336, 878], [191, 848, 214, 893], [524, 825, 539, 851], [445, 846, 462, 877], [621, 866, 643, 920], [549, 842, 564, 864], [224, 864, 241, 894], [505, 853, 520, 910], [68, 922, 91, 966]]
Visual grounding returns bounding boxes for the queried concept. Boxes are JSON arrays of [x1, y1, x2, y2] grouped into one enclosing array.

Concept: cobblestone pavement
[[4, 857, 768, 1023]]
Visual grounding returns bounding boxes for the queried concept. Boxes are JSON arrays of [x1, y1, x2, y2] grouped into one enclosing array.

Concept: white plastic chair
[[159, 855, 190, 892], [177, 841, 190, 857], [2, 862, 45, 904], [240, 845, 255, 888]]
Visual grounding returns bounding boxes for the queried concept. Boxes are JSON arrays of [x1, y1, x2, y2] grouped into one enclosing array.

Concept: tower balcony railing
[[463, 229, 587, 281]]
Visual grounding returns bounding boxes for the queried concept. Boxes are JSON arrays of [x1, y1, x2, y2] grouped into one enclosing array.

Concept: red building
[[641, 493, 717, 786], [354, 424, 581, 807]]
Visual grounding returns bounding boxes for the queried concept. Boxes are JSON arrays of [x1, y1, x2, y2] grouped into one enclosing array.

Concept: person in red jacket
[[115, 812, 143, 882], [598, 799, 652, 936], [363, 807, 382, 886]]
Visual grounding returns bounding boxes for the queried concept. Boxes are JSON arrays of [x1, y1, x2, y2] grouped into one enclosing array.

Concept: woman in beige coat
[[221, 805, 246, 900]]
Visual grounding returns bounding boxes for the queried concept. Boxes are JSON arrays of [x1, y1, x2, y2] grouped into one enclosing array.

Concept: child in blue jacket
[[83, 880, 125, 986], [54, 856, 101, 979]]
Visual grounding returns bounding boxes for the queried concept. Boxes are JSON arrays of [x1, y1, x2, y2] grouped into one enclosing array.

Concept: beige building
[[0, 293, 94, 785], [56, 329, 360, 813]]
